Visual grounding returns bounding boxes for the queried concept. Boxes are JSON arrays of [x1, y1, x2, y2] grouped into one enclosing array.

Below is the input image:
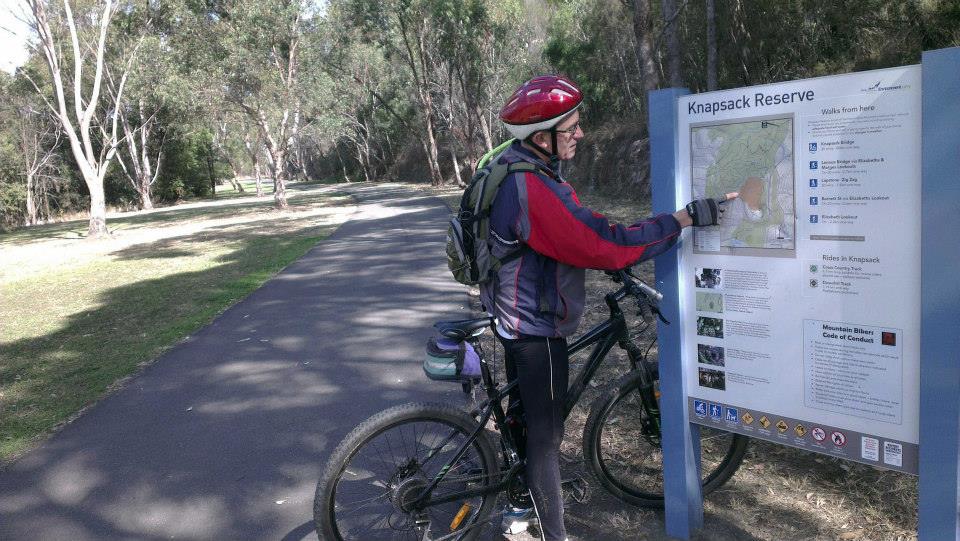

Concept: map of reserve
[[691, 118, 795, 251]]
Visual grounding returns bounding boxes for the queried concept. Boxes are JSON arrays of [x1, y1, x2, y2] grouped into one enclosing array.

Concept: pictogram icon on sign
[[709, 404, 723, 420], [759, 416, 771, 429], [776, 420, 789, 433], [794, 424, 806, 437], [831, 431, 847, 447], [725, 407, 739, 423], [694, 400, 707, 417], [811, 427, 826, 442], [741, 412, 754, 425]]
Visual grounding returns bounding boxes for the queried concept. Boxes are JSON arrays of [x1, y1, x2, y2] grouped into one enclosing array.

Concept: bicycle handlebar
[[606, 267, 670, 325]]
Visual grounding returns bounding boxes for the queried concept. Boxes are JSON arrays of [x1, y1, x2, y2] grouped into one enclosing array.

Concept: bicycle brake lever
[[638, 298, 654, 323]]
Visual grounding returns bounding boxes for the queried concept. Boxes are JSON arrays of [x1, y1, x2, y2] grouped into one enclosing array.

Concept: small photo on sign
[[695, 267, 722, 289], [882, 331, 897, 346], [697, 316, 724, 338], [696, 291, 724, 313], [697, 344, 725, 366], [698, 367, 726, 390]]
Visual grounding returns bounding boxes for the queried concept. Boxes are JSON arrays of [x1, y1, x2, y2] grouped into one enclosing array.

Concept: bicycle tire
[[582, 371, 748, 508], [314, 402, 499, 541]]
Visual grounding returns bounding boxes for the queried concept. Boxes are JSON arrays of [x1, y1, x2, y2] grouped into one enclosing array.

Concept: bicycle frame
[[413, 275, 662, 512]]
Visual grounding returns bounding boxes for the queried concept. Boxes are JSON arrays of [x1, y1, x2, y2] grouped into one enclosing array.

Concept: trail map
[[690, 117, 795, 252]]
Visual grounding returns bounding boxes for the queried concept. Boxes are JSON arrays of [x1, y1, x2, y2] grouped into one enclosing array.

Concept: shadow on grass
[[0, 180, 349, 247]]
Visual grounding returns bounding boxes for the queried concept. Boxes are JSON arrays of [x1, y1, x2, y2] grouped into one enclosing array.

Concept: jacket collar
[[504, 141, 565, 182]]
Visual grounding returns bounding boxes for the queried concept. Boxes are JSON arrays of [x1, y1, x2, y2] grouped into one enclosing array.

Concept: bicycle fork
[[624, 341, 663, 441]]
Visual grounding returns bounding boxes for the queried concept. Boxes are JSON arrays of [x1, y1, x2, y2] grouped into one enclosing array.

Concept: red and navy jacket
[[480, 142, 682, 338]]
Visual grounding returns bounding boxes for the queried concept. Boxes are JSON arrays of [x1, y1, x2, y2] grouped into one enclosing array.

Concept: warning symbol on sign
[[794, 424, 806, 437], [776, 420, 789, 433], [811, 427, 826, 442], [759, 416, 771, 429], [741, 412, 754, 425], [831, 431, 847, 447]]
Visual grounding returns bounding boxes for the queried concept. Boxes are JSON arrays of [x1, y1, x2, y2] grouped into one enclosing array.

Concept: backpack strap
[[486, 161, 549, 271]]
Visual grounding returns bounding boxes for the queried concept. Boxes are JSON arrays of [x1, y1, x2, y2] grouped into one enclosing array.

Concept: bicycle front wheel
[[583, 371, 748, 508], [314, 402, 499, 541]]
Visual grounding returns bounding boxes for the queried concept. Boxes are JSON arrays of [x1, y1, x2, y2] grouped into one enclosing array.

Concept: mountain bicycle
[[313, 268, 749, 540]]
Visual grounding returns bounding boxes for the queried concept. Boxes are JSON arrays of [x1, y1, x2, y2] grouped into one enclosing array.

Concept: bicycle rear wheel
[[583, 371, 748, 508], [314, 402, 499, 541]]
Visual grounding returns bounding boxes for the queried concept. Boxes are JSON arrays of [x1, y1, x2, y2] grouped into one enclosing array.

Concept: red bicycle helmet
[[499, 75, 583, 140]]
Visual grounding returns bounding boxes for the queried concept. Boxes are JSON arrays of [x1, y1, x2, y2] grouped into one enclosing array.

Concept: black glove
[[685, 198, 726, 227]]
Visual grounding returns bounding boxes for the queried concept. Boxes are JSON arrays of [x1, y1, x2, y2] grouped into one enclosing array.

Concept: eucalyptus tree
[[106, 2, 192, 210], [198, 0, 322, 209], [24, 0, 139, 237], [336, 0, 449, 185]]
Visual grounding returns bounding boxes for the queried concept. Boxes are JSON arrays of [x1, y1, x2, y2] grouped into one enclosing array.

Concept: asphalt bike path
[[0, 184, 480, 540]]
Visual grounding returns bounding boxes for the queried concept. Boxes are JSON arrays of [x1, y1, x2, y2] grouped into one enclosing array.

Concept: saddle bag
[[423, 336, 481, 382]]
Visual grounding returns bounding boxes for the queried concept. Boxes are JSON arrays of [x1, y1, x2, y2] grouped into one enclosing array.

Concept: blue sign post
[[918, 46, 960, 540], [649, 46, 959, 540], [650, 87, 704, 539]]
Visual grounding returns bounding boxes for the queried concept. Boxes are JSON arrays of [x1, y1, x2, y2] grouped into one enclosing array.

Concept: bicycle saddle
[[433, 317, 492, 340]]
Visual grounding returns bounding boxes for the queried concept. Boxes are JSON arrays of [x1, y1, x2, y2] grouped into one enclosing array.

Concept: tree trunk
[[661, 0, 683, 87], [87, 179, 108, 237], [631, 0, 661, 118], [138, 179, 154, 210], [254, 160, 264, 196], [449, 144, 463, 187], [421, 93, 443, 186], [25, 172, 37, 225], [270, 148, 288, 209], [335, 143, 350, 183], [706, 0, 718, 91]]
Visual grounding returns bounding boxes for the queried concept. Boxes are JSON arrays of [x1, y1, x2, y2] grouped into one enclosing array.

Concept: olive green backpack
[[446, 140, 538, 285]]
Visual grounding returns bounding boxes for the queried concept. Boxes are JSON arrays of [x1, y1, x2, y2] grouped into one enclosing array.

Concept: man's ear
[[530, 131, 549, 150]]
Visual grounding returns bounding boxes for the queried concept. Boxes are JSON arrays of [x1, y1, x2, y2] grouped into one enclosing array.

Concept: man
[[481, 75, 733, 541]]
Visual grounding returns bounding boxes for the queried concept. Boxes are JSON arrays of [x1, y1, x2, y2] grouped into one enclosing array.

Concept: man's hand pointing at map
[[674, 192, 739, 228]]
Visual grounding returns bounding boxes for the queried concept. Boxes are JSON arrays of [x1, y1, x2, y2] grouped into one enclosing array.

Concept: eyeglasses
[[555, 122, 581, 135]]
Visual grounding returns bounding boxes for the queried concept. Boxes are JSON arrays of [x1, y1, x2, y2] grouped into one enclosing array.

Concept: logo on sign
[[694, 400, 707, 417], [809, 142, 817, 152], [759, 416, 771, 429], [794, 424, 806, 437], [776, 420, 789, 433], [812, 427, 826, 442], [809, 178, 818, 187], [831, 431, 847, 447], [810, 215, 819, 223], [709, 404, 723, 420], [810, 196, 818, 206], [809, 160, 818, 170], [725, 407, 739, 424], [741, 412, 754, 425]]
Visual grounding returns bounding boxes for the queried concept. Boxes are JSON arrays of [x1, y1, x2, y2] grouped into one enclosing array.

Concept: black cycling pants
[[500, 335, 569, 541]]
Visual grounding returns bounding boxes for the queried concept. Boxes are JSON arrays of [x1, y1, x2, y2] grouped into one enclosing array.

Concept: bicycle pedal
[[560, 475, 590, 504]]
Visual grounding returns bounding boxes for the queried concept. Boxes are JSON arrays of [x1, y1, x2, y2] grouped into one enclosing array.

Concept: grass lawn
[[0, 180, 354, 463]]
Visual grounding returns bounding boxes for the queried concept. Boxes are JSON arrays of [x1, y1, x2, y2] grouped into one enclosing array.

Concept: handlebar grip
[[637, 281, 663, 303]]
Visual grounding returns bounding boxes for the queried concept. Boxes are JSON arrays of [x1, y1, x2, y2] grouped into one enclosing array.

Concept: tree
[[13, 103, 61, 225], [25, 0, 137, 236], [210, 0, 317, 209]]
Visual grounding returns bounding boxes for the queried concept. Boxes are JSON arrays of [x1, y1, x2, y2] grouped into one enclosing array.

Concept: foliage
[[154, 128, 226, 201], [3, 0, 959, 220]]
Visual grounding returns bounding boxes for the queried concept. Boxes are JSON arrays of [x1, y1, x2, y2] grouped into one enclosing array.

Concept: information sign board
[[676, 66, 921, 473]]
